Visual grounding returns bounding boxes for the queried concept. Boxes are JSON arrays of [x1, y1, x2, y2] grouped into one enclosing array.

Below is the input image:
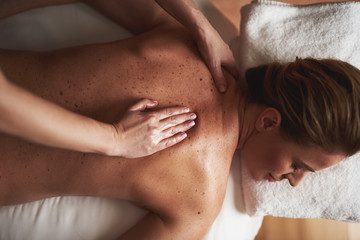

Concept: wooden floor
[[255, 216, 360, 240], [209, 1, 360, 239]]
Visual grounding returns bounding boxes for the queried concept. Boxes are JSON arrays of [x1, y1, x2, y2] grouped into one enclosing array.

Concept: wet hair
[[245, 58, 360, 156]]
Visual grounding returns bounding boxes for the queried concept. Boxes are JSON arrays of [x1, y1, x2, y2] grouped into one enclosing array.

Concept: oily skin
[[0, 26, 241, 239]]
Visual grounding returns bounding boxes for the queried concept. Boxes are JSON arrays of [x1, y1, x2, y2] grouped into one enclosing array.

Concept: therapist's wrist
[[81, 120, 121, 157], [187, 8, 209, 36], [191, 13, 215, 45], [98, 122, 123, 157]]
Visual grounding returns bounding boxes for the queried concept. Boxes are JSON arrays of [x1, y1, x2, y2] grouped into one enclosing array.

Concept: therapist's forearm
[[0, 71, 114, 155], [154, 0, 211, 36]]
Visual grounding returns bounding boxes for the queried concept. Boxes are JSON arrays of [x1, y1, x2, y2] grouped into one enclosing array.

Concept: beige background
[[255, 216, 360, 240]]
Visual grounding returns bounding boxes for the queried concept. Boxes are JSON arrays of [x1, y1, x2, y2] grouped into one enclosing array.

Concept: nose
[[283, 171, 308, 187]]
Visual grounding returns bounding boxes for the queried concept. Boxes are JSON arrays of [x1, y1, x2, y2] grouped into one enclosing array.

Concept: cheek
[[265, 147, 289, 173], [242, 133, 291, 179], [247, 145, 289, 176], [268, 159, 288, 173], [242, 140, 270, 179]]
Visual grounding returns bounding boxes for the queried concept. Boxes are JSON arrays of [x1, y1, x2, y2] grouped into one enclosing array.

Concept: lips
[[268, 173, 279, 182]]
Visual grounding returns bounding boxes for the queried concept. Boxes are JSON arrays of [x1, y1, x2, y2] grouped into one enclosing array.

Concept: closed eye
[[293, 158, 316, 173], [291, 163, 299, 172]]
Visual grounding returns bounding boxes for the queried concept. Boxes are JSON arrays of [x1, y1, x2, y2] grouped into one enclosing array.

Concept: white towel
[[235, 0, 360, 222]]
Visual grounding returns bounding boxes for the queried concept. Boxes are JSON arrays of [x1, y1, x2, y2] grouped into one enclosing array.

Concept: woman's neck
[[236, 94, 264, 149]]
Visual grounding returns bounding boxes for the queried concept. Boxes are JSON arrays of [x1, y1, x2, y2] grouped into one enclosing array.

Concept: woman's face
[[242, 126, 345, 187]]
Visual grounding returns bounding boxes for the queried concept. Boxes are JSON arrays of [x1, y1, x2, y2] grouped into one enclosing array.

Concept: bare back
[[0, 26, 240, 237]]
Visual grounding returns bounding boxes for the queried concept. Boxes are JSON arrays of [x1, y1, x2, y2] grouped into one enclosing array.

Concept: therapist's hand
[[194, 24, 238, 93], [154, 0, 238, 93], [112, 99, 196, 158]]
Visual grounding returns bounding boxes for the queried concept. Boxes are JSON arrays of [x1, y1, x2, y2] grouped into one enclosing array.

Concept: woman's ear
[[255, 108, 281, 131]]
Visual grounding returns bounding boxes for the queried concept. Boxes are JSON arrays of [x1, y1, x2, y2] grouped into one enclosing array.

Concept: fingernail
[[189, 121, 195, 127], [190, 113, 197, 120], [181, 132, 187, 139], [184, 107, 190, 112]]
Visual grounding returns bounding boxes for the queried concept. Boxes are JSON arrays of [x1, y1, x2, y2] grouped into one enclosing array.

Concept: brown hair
[[245, 58, 360, 156]]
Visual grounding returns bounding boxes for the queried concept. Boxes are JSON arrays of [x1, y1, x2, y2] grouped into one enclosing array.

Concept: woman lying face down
[[0, 17, 360, 240], [241, 58, 360, 186]]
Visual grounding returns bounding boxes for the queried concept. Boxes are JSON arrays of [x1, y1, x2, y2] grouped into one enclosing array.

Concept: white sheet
[[0, 1, 263, 240]]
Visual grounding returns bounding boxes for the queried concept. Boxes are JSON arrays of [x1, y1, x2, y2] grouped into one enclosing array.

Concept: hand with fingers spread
[[111, 99, 196, 158]]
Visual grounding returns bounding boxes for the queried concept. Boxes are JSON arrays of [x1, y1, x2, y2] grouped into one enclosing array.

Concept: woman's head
[[246, 57, 360, 156], [242, 58, 360, 186]]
